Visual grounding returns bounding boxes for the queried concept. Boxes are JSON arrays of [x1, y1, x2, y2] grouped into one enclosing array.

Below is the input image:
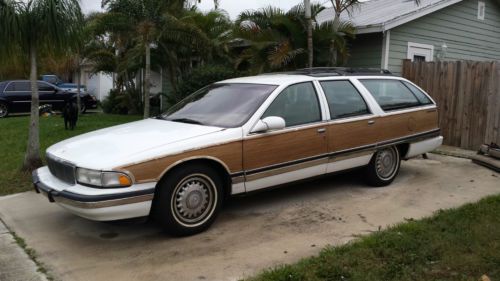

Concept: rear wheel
[[364, 146, 401, 187], [0, 102, 9, 118], [152, 164, 223, 236]]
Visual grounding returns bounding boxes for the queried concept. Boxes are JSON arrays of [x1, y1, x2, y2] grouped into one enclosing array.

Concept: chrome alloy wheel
[[0, 103, 8, 118], [375, 147, 399, 180], [171, 174, 217, 227]]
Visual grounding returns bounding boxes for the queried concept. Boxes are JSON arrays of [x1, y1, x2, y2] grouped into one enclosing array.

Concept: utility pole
[[305, 0, 313, 68]]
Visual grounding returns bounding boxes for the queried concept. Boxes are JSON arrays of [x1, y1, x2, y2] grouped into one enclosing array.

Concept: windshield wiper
[[169, 118, 204, 125]]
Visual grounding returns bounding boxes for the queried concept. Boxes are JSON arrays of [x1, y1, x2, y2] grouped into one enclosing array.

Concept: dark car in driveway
[[0, 80, 97, 118]]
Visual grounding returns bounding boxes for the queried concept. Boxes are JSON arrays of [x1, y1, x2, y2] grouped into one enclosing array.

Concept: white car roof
[[218, 74, 313, 85]]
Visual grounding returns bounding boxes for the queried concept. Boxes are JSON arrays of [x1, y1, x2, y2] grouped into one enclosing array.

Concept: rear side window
[[360, 79, 421, 111], [320, 80, 370, 119], [263, 82, 321, 127], [5, 82, 31, 92], [5, 83, 15, 91], [402, 81, 433, 105]]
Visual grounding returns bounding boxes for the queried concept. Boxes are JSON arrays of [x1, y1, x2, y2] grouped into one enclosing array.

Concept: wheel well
[[397, 143, 410, 159], [157, 158, 232, 200]]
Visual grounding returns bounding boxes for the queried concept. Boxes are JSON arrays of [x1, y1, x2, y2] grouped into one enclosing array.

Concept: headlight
[[76, 168, 132, 188]]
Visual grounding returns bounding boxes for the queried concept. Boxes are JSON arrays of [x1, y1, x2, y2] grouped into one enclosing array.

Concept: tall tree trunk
[[76, 54, 82, 114], [305, 0, 313, 68], [143, 43, 151, 119], [22, 45, 43, 171], [329, 13, 340, 66]]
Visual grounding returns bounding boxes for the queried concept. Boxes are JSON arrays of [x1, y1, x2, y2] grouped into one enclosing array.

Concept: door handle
[[368, 120, 375, 125], [317, 128, 326, 134]]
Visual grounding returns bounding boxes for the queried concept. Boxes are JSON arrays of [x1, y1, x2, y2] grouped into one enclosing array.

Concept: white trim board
[[478, 1, 486, 20], [381, 30, 391, 69], [407, 42, 434, 62]]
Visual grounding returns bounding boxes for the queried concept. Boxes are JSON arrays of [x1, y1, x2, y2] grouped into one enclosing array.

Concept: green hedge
[[170, 64, 246, 104]]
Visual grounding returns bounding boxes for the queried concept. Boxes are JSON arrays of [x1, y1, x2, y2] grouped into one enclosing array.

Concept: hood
[[47, 119, 224, 169]]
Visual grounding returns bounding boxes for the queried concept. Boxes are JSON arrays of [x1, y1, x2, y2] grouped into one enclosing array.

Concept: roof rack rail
[[262, 67, 393, 77]]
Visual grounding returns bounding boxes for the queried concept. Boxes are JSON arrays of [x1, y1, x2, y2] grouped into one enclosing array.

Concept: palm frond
[[268, 40, 305, 68]]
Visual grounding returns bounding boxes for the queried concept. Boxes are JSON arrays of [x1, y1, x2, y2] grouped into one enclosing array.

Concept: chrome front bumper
[[32, 167, 155, 221]]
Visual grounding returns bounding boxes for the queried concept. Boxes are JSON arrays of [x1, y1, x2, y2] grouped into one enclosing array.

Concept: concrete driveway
[[0, 154, 498, 281]]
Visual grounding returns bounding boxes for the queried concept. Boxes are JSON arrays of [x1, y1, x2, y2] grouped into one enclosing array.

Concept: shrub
[[169, 64, 246, 105], [101, 88, 143, 115]]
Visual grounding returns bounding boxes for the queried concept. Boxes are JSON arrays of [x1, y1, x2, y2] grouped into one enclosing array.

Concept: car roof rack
[[263, 67, 394, 77]]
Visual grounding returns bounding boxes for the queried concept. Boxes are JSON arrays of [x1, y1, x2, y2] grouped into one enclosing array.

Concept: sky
[[80, 0, 331, 19]]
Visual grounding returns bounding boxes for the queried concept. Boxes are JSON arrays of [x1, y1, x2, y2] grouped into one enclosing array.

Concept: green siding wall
[[346, 33, 383, 68], [388, 0, 500, 74]]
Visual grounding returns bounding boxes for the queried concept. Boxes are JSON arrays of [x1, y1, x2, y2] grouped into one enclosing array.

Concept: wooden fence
[[402, 60, 500, 150]]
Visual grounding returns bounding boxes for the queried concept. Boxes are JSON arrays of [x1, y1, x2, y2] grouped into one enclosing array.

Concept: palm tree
[[101, 0, 202, 119], [233, 3, 354, 73], [181, 7, 234, 63], [234, 6, 306, 73], [0, 0, 83, 171], [87, 2, 210, 113]]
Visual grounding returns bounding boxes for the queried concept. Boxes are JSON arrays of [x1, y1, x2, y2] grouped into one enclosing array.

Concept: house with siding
[[317, 0, 500, 74]]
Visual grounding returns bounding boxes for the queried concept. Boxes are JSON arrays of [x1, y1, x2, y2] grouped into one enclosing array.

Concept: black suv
[[0, 80, 97, 117]]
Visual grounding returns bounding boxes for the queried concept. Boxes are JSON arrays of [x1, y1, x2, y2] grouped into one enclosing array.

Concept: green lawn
[[248, 195, 500, 281], [0, 113, 141, 196]]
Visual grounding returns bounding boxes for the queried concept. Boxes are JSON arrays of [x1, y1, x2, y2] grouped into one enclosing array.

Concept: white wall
[[80, 70, 113, 101], [150, 70, 163, 94]]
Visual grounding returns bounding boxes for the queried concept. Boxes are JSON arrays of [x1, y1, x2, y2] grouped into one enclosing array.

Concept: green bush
[[102, 88, 143, 115], [103, 65, 246, 114], [170, 64, 246, 104]]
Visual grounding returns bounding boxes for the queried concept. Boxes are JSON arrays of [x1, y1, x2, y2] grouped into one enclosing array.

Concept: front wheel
[[80, 103, 86, 114], [364, 146, 401, 187], [152, 164, 223, 236]]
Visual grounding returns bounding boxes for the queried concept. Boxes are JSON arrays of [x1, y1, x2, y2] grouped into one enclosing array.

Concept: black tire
[[80, 103, 87, 114], [364, 146, 401, 187], [0, 102, 9, 118], [152, 164, 223, 236]]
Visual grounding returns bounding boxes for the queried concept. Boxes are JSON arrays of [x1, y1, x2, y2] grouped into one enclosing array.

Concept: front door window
[[262, 82, 321, 127]]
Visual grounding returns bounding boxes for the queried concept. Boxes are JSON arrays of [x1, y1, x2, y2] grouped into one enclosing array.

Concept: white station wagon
[[33, 68, 443, 236]]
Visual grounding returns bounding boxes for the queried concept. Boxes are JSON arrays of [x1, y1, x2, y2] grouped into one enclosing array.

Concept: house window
[[407, 42, 434, 62], [478, 1, 486, 20], [413, 55, 426, 62]]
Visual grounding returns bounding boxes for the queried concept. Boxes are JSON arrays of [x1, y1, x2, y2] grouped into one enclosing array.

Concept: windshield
[[160, 83, 277, 128]]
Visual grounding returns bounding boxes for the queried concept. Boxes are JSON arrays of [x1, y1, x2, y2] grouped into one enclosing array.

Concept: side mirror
[[251, 116, 286, 133]]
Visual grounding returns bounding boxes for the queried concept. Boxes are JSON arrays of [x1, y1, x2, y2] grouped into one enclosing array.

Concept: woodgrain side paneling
[[120, 141, 243, 183], [327, 119, 375, 152], [328, 108, 439, 153], [243, 124, 327, 171], [373, 109, 439, 142]]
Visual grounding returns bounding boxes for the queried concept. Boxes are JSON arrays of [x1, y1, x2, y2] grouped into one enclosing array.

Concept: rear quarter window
[[401, 81, 433, 105], [360, 79, 427, 111]]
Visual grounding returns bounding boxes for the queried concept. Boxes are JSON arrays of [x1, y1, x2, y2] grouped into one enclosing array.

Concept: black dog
[[63, 100, 79, 130]]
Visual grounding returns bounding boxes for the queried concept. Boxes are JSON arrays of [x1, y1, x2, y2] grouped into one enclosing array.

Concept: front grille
[[46, 154, 76, 185]]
